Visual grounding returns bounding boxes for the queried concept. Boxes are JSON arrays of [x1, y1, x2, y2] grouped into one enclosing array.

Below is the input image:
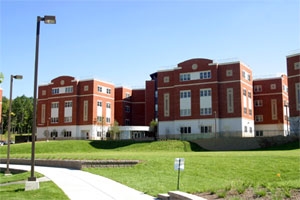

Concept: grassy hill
[[0, 139, 299, 198]]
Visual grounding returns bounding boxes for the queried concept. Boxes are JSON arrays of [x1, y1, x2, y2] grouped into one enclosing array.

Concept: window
[[164, 93, 170, 117], [51, 102, 59, 108], [180, 91, 191, 98], [97, 101, 102, 107], [106, 102, 111, 108], [296, 83, 300, 111], [200, 108, 212, 115], [256, 130, 263, 137], [63, 131, 72, 137], [51, 117, 59, 123], [200, 126, 212, 133], [243, 89, 247, 96], [125, 119, 130, 125], [64, 116, 72, 123], [271, 99, 277, 120], [64, 101, 72, 107], [83, 100, 88, 121], [226, 70, 233, 77], [200, 89, 211, 97], [254, 85, 262, 92], [294, 62, 300, 70], [180, 73, 191, 81], [98, 86, 102, 92], [255, 115, 263, 122], [255, 100, 263, 107], [52, 88, 59, 94], [84, 85, 89, 91], [227, 88, 234, 113], [244, 126, 248, 132], [248, 91, 251, 98], [200, 71, 211, 79], [125, 92, 130, 98], [51, 131, 58, 138], [164, 76, 169, 83], [97, 116, 102, 122], [42, 90, 46, 96], [180, 109, 191, 116], [125, 105, 130, 113], [65, 86, 73, 93], [106, 117, 111, 123], [180, 127, 191, 134], [106, 88, 111, 94], [270, 84, 276, 90]]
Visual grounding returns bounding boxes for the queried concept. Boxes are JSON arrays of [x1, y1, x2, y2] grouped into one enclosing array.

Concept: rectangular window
[[244, 126, 248, 132], [51, 102, 59, 108], [63, 131, 72, 137], [271, 99, 277, 120], [255, 115, 263, 122], [97, 116, 102, 122], [164, 76, 169, 83], [180, 127, 191, 134], [256, 130, 263, 137], [65, 86, 73, 93], [125, 119, 130, 125], [52, 88, 59, 94], [51, 117, 59, 123], [42, 90, 46, 96], [296, 83, 300, 111], [164, 93, 170, 117], [106, 102, 111, 108], [98, 86, 102, 92], [294, 62, 300, 70], [199, 71, 211, 80], [227, 88, 234, 113], [180, 90, 191, 117], [270, 84, 276, 90], [106, 88, 111, 94], [97, 101, 102, 107], [83, 100, 88, 121], [106, 117, 111, 123], [84, 85, 89, 91], [254, 85, 262, 92], [64, 101, 72, 107], [226, 69, 232, 77], [64, 116, 72, 123], [41, 104, 46, 124], [255, 100, 263, 107], [125, 92, 130, 98], [125, 105, 130, 113], [180, 73, 191, 81], [200, 126, 212, 133]]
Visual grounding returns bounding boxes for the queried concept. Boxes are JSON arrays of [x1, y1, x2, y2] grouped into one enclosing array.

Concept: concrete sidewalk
[[0, 164, 156, 200]]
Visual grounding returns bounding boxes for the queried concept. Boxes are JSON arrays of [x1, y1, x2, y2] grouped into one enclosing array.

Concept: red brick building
[[286, 53, 300, 134], [253, 75, 289, 136], [152, 58, 254, 138], [37, 76, 115, 140]]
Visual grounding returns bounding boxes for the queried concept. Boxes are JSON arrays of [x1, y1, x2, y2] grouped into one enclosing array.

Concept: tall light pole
[[28, 15, 56, 185], [5, 75, 23, 175], [284, 102, 289, 136]]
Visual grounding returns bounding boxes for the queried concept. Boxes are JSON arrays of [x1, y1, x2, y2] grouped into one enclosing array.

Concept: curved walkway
[[0, 164, 156, 200]]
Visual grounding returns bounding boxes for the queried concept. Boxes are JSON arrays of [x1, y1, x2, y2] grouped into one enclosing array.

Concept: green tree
[[109, 120, 120, 140], [150, 119, 158, 140], [0, 72, 4, 83]]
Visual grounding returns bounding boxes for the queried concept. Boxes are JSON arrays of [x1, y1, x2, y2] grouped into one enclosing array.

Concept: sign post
[[174, 158, 184, 190]]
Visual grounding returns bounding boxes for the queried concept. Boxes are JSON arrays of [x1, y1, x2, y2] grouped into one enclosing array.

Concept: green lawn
[[0, 139, 299, 198]]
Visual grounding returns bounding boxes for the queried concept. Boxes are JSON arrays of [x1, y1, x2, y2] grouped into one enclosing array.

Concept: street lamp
[[28, 15, 56, 185], [284, 102, 289, 136], [5, 75, 23, 175]]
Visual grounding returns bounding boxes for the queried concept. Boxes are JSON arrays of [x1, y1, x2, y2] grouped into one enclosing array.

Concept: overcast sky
[[1, 0, 299, 98]]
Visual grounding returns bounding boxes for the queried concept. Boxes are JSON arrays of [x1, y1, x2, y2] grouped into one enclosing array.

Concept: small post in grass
[[174, 158, 184, 190]]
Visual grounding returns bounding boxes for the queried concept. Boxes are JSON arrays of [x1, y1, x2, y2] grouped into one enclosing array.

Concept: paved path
[[0, 164, 156, 200]]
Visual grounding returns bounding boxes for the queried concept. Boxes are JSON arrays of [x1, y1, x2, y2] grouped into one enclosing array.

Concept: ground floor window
[[180, 127, 191, 134], [51, 131, 58, 137], [64, 131, 72, 137], [200, 126, 212, 133], [256, 130, 263, 137]]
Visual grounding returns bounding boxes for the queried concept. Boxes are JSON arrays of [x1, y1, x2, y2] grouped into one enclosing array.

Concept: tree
[[150, 119, 158, 140], [0, 72, 4, 83], [1, 95, 33, 134], [109, 120, 120, 140]]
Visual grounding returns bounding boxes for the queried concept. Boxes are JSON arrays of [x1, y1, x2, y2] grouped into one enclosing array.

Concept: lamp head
[[43, 16, 56, 24], [13, 75, 23, 80]]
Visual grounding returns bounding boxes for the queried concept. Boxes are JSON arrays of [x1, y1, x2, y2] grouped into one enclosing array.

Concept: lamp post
[[5, 75, 23, 175], [28, 15, 56, 183]]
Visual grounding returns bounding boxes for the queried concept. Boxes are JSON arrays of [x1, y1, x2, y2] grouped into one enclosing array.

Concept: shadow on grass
[[89, 140, 152, 150], [0, 168, 27, 175], [254, 140, 300, 151]]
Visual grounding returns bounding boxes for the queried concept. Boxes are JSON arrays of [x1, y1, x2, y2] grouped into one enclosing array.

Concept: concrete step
[[157, 193, 170, 200]]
